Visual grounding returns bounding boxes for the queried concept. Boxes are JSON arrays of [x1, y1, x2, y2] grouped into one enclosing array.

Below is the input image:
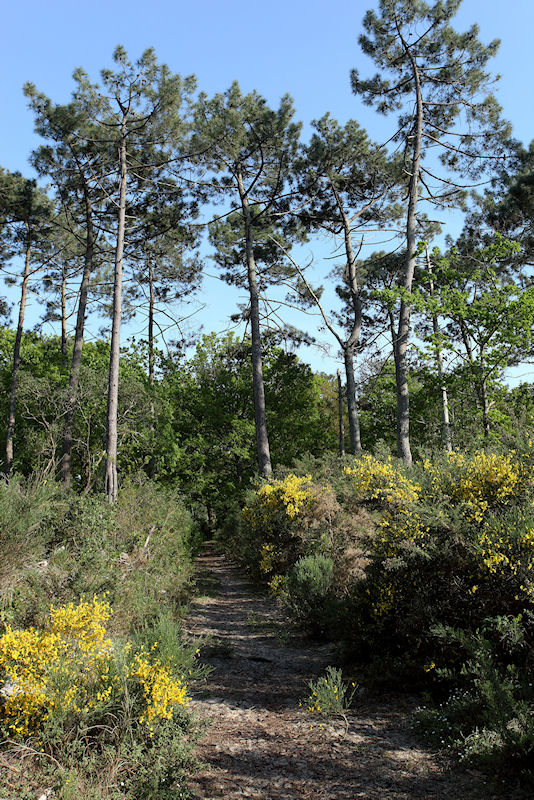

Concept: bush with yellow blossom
[[338, 449, 534, 698], [241, 473, 325, 576], [424, 450, 530, 523], [344, 454, 421, 509], [0, 598, 189, 740]]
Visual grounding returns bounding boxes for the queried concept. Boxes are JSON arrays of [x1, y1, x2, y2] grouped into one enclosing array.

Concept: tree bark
[[435, 331, 453, 451], [480, 374, 491, 438], [104, 125, 127, 503], [332, 180, 363, 456], [61, 190, 94, 487], [236, 167, 272, 477], [148, 257, 156, 479], [395, 54, 423, 466], [337, 369, 345, 457], [4, 227, 32, 475], [425, 247, 452, 452], [61, 263, 68, 367], [344, 346, 362, 455]]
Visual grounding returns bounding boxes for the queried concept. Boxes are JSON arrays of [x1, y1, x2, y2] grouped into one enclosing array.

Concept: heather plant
[[281, 554, 337, 635], [0, 478, 199, 797], [235, 448, 534, 741], [344, 487, 534, 686]]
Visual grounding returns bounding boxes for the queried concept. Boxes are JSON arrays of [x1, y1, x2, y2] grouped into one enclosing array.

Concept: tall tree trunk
[[480, 374, 491, 438], [148, 257, 156, 479], [331, 180, 363, 455], [337, 369, 345, 457], [435, 331, 453, 451], [458, 319, 489, 437], [61, 263, 68, 367], [344, 346, 362, 455], [236, 167, 272, 477], [4, 228, 31, 475], [478, 346, 490, 438], [395, 54, 423, 465], [425, 246, 452, 452], [104, 126, 127, 503], [61, 190, 94, 487]]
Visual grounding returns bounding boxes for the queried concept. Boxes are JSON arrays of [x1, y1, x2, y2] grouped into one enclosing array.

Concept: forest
[[1, 0, 534, 798]]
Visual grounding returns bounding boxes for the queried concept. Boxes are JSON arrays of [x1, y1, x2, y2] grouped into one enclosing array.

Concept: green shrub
[[303, 666, 357, 722], [414, 615, 534, 787], [282, 554, 337, 636], [0, 476, 200, 797], [0, 595, 199, 799], [0, 476, 66, 596], [4, 479, 194, 636]]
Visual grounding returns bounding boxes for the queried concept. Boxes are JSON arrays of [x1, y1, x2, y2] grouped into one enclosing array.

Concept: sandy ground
[[184, 553, 499, 800]]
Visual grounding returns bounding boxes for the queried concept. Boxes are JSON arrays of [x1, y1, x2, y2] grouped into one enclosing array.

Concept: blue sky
[[2, 0, 534, 377]]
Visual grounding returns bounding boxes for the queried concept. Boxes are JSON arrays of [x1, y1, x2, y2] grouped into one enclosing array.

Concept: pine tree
[[352, 0, 509, 462], [67, 47, 196, 501], [0, 169, 53, 474], [192, 83, 302, 477], [24, 88, 110, 486], [296, 114, 402, 454]]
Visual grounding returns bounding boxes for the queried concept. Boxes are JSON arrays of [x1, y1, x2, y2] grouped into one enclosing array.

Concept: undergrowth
[[0, 476, 200, 799], [235, 448, 534, 788]]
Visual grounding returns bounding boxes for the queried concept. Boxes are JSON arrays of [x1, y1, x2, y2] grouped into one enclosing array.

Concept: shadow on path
[[185, 553, 494, 800]]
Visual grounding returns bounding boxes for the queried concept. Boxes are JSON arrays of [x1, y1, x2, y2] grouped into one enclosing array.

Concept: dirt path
[[184, 553, 494, 800]]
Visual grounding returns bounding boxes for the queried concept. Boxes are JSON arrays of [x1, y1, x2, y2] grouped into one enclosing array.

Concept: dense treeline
[[0, 326, 532, 519]]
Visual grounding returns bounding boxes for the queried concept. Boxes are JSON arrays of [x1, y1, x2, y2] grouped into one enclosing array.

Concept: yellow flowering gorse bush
[[243, 474, 314, 528], [129, 652, 188, 725], [242, 474, 331, 578], [344, 454, 421, 508], [425, 451, 527, 523], [376, 506, 430, 557], [474, 516, 534, 600], [344, 455, 426, 559], [0, 598, 113, 737], [0, 598, 189, 738]]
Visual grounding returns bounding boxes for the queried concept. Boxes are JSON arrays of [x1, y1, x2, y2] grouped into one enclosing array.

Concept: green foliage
[[0, 475, 66, 603], [159, 333, 336, 521], [1, 477, 194, 634], [352, 0, 508, 178], [303, 666, 357, 721], [0, 599, 196, 799], [0, 479, 198, 798], [283, 554, 336, 635], [414, 236, 534, 438], [414, 615, 534, 786], [0, 330, 154, 485], [238, 448, 534, 784]]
